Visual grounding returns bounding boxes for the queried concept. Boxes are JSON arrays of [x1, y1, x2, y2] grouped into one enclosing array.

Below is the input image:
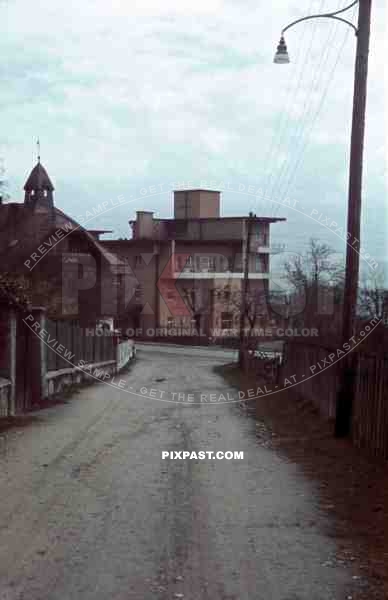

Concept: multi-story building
[[102, 189, 285, 338]]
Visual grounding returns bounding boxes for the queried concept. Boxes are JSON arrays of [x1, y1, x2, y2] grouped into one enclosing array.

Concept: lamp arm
[[329, 0, 359, 17], [282, 1, 359, 36]]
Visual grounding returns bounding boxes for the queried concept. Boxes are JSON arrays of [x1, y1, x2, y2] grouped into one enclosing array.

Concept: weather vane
[[37, 138, 41, 163]]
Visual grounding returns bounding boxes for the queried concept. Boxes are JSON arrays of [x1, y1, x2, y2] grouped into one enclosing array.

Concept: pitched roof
[[0, 203, 125, 270], [54, 208, 124, 267], [24, 162, 55, 191]]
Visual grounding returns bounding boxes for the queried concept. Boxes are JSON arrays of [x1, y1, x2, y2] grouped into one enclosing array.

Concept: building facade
[[102, 190, 285, 338], [0, 160, 134, 325]]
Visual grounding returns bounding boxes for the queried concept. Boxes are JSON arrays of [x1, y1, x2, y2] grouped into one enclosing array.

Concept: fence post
[[55, 319, 59, 371], [0, 307, 17, 416], [8, 309, 17, 415], [114, 333, 120, 370], [29, 307, 48, 406]]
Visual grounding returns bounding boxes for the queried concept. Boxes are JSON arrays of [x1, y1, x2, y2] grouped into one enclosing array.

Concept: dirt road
[[0, 345, 364, 599]]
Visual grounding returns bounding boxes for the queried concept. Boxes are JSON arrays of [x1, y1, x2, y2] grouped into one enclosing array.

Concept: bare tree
[[179, 283, 210, 332], [285, 238, 344, 294], [0, 158, 10, 203], [282, 238, 345, 335], [230, 284, 267, 340], [359, 272, 388, 321]]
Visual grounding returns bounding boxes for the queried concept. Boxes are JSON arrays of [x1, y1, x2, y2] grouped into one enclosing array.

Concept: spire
[[24, 155, 55, 210]]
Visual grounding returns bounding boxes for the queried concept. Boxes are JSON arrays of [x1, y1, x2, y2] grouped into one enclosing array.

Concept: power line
[[272, 13, 340, 205], [274, 9, 355, 215], [265, 0, 327, 214], [259, 0, 317, 215], [273, 1, 346, 208], [270, 0, 340, 208]]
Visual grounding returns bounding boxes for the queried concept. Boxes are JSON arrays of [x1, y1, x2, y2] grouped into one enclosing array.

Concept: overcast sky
[[1, 0, 387, 282]]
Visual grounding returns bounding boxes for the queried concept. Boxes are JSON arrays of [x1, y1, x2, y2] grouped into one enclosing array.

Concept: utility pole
[[335, 0, 372, 437], [239, 212, 255, 367]]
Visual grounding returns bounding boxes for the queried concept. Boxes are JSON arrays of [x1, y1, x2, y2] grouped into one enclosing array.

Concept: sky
[[1, 0, 387, 284]]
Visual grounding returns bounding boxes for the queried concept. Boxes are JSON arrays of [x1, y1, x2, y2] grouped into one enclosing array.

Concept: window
[[68, 237, 85, 254], [197, 255, 216, 271], [221, 312, 233, 329], [134, 285, 143, 301], [220, 255, 233, 272], [184, 255, 194, 271], [135, 255, 142, 267], [183, 288, 195, 306], [255, 255, 267, 273], [209, 256, 216, 271], [224, 286, 231, 301], [254, 223, 268, 246], [113, 274, 123, 286], [167, 316, 175, 329], [176, 255, 192, 271]]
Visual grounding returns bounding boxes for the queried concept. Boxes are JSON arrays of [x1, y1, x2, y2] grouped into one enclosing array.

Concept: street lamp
[[274, 0, 372, 437], [274, 36, 290, 64]]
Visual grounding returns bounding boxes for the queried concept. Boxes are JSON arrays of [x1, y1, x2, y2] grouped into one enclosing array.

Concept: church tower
[[24, 154, 55, 211]]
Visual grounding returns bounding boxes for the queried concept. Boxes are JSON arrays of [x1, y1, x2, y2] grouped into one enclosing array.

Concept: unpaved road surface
[[0, 345, 364, 599]]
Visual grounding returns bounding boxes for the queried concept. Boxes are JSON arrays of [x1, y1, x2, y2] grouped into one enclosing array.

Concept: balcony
[[174, 269, 269, 280], [171, 254, 269, 279]]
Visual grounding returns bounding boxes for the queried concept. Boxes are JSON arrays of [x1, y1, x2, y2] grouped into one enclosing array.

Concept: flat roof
[[173, 189, 221, 193], [129, 216, 286, 224], [101, 239, 163, 245], [164, 216, 286, 223]]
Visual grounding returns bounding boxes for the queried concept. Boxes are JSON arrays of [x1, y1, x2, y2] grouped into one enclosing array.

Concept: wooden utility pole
[[239, 212, 255, 367], [335, 0, 372, 437]]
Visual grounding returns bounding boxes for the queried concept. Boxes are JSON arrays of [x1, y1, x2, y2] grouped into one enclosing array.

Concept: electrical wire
[[264, 0, 327, 214], [274, 4, 356, 216], [269, 0, 340, 209], [260, 0, 318, 215], [273, 1, 345, 206]]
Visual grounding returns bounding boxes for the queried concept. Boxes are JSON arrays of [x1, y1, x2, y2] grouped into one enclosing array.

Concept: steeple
[[24, 159, 55, 210]]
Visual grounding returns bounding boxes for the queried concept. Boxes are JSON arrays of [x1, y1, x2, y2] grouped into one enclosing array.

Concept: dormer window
[[44, 190, 48, 197], [30, 190, 35, 196]]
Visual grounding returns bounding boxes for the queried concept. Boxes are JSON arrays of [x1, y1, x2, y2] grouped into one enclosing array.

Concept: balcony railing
[[175, 269, 269, 279], [172, 255, 268, 278]]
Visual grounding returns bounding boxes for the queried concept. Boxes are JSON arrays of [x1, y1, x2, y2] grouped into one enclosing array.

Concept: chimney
[[135, 211, 154, 239], [174, 190, 220, 219]]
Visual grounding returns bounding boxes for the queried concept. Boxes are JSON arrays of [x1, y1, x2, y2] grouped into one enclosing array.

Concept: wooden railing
[[353, 351, 388, 458], [45, 319, 116, 372], [278, 338, 388, 459], [240, 323, 388, 459]]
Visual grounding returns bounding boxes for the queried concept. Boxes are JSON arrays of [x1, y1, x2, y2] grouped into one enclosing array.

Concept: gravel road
[[0, 344, 360, 599]]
